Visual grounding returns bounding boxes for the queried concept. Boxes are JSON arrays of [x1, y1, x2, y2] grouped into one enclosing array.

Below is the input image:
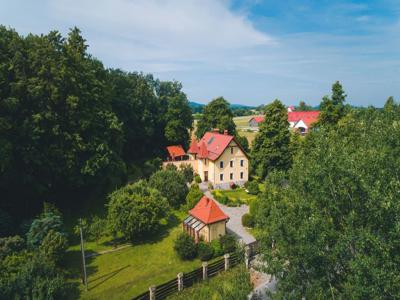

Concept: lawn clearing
[[65, 211, 205, 300], [212, 188, 257, 206]]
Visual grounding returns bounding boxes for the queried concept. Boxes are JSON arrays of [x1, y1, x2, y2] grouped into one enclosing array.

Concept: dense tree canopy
[[256, 106, 400, 299], [0, 26, 192, 220], [195, 97, 236, 138], [251, 99, 291, 179]]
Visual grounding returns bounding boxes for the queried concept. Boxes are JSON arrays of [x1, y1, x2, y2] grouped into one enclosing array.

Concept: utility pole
[[79, 218, 88, 291]]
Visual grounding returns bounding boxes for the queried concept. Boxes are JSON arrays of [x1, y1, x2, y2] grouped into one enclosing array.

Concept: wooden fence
[[132, 242, 260, 300]]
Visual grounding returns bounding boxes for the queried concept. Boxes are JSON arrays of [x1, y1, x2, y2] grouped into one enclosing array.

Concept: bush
[[88, 216, 108, 243], [180, 164, 194, 183], [246, 181, 260, 195], [219, 234, 237, 253], [208, 182, 213, 190], [174, 233, 197, 260], [229, 182, 236, 189], [186, 184, 203, 209], [107, 180, 170, 240], [39, 230, 68, 263], [194, 175, 202, 184], [27, 212, 63, 249], [210, 239, 223, 257], [0, 235, 25, 258], [197, 241, 214, 261], [241, 213, 254, 228]]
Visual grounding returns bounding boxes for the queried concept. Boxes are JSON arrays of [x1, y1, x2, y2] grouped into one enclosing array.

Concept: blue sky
[[1, 0, 399, 106]]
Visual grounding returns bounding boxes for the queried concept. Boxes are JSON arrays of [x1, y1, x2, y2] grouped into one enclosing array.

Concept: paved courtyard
[[204, 191, 256, 245]]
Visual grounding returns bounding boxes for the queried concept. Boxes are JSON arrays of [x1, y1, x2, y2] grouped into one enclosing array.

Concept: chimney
[[223, 129, 228, 135]]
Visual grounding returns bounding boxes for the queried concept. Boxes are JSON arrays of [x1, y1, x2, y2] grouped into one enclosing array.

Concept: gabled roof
[[166, 145, 186, 158], [199, 132, 234, 160], [198, 141, 209, 158], [250, 116, 264, 123], [189, 196, 229, 225], [188, 138, 199, 154]]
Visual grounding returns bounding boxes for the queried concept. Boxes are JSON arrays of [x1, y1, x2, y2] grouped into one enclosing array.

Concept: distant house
[[166, 145, 187, 161], [183, 196, 229, 243], [248, 107, 319, 134], [249, 116, 264, 127], [163, 130, 249, 188]]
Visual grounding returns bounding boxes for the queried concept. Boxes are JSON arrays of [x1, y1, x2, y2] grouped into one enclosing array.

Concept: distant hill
[[189, 101, 255, 113]]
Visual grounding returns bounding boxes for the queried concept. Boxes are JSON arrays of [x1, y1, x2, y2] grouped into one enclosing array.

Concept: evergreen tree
[[195, 97, 236, 138], [251, 99, 291, 179], [317, 81, 347, 126]]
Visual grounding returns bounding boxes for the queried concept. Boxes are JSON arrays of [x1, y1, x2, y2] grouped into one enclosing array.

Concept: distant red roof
[[189, 196, 229, 224], [166, 145, 186, 158], [249, 111, 320, 129], [250, 116, 264, 123]]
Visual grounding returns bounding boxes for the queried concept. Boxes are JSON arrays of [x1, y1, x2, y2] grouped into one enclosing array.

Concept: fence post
[[149, 285, 156, 300], [245, 246, 251, 269], [224, 253, 230, 271], [177, 272, 183, 291], [202, 262, 208, 280]]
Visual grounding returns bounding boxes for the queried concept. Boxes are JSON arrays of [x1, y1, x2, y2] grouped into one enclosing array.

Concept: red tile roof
[[198, 132, 234, 160], [188, 138, 199, 154], [249, 111, 320, 129], [189, 196, 229, 224], [166, 145, 186, 158]]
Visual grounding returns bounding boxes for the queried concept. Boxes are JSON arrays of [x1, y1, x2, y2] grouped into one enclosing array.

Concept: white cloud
[[49, 0, 274, 71]]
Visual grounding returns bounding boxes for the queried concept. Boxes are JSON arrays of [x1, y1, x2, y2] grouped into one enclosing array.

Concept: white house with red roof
[[164, 130, 249, 188], [183, 195, 229, 243], [248, 107, 320, 134]]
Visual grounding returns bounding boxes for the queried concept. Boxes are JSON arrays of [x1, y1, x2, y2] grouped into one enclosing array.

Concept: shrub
[[174, 233, 197, 260], [186, 184, 203, 209], [247, 181, 260, 195], [241, 213, 254, 228], [220, 234, 237, 253], [88, 216, 108, 243], [210, 239, 223, 257], [0, 235, 25, 258], [180, 164, 194, 183], [217, 195, 229, 205], [197, 241, 214, 261], [194, 175, 202, 184], [27, 212, 63, 248], [107, 180, 170, 240], [39, 230, 68, 263], [229, 182, 236, 189], [208, 182, 213, 190]]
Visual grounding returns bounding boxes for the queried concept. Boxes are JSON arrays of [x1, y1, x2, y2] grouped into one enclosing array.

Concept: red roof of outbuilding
[[251, 116, 264, 123], [288, 111, 319, 128], [189, 196, 229, 224], [166, 145, 186, 158]]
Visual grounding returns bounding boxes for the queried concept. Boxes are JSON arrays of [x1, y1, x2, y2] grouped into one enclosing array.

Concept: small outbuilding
[[166, 145, 187, 161], [183, 196, 229, 243]]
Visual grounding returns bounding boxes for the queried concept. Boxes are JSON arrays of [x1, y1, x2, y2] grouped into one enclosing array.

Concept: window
[[230, 147, 233, 154], [230, 160, 233, 168], [240, 160, 244, 167], [230, 173, 233, 180], [240, 172, 243, 179], [220, 173, 224, 181], [220, 161, 224, 168]]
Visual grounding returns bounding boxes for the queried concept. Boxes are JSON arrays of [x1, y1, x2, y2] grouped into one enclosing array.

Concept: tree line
[[0, 26, 193, 223]]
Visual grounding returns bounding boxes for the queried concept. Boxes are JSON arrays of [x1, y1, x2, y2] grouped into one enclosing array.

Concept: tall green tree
[[296, 101, 313, 111], [251, 99, 291, 179], [107, 180, 170, 240], [317, 81, 347, 126], [256, 108, 400, 299], [158, 81, 193, 149], [195, 97, 236, 138]]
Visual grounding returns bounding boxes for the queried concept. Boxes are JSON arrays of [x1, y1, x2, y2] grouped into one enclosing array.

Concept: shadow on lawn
[[88, 265, 131, 290], [132, 213, 180, 245]]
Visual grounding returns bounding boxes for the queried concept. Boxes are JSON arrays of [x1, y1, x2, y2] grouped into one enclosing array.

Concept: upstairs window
[[220, 161, 224, 168], [230, 147, 234, 154], [240, 172, 243, 179], [240, 160, 244, 167], [230, 160, 233, 168]]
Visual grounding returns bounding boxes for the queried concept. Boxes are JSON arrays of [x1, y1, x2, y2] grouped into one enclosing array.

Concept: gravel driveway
[[204, 191, 256, 245]]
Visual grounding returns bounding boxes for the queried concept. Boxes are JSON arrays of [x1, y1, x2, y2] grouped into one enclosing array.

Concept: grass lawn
[[65, 211, 205, 300], [238, 129, 257, 147], [212, 188, 257, 206]]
